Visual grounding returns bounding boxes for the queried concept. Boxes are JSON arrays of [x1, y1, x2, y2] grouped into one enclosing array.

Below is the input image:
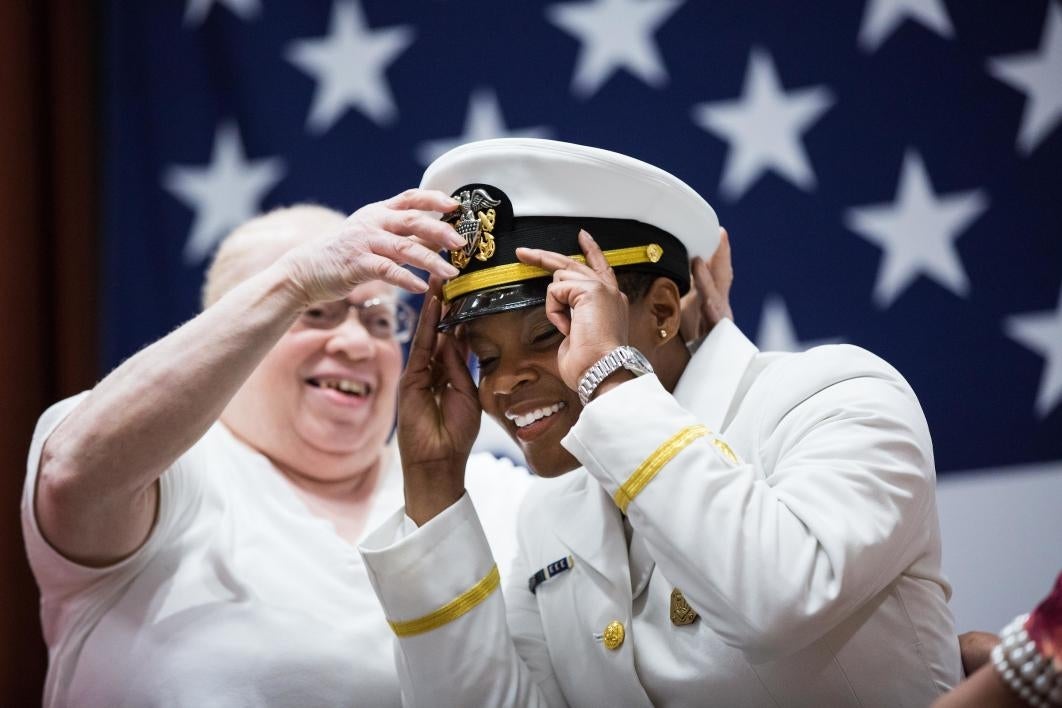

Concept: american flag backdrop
[[101, 0, 1061, 627]]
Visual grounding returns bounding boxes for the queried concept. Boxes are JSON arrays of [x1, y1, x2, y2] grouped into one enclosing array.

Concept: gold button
[[603, 620, 625, 650]]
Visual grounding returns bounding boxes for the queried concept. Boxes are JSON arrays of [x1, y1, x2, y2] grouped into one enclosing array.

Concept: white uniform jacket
[[360, 320, 962, 707]]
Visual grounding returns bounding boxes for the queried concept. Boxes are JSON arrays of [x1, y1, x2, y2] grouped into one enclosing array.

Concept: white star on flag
[[755, 295, 842, 352], [1005, 287, 1062, 417], [162, 122, 285, 264], [286, 0, 414, 132], [415, 89, 552, 167], [546, 0, 684, 99], [691, 47, 834, 201], [857, 0, 954, 52], [988, 1, 1062, 155], [183, 0, 260, 26], [845, 150, 988, 308]]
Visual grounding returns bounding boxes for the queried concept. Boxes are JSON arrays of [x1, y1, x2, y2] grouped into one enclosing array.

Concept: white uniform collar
[[673, 319, 759, 432]]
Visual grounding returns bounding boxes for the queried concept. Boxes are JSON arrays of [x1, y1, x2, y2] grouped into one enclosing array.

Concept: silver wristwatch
[[577, 346, 654, 406]]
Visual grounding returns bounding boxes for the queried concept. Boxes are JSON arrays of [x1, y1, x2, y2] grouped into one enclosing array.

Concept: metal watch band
[[577, 345, 654, 406]]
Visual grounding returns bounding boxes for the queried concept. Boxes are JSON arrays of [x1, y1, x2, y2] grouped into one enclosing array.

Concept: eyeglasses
[[298, 297, 416, 343]]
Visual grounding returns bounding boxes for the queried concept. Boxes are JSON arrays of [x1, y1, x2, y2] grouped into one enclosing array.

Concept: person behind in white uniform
[[360, 138, 964, 707], [21, 194, 532, 707]]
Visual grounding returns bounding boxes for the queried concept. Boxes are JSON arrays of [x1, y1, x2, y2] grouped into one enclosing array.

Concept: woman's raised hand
[[397, 282, 482, 525], [680, 227, 733, 342], [515, 229, 630, 392], [280, 188, 466, 306]]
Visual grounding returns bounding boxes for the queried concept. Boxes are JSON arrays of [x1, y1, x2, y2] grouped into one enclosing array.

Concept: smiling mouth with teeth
[[505, 402, 567, 429], [308, 378, 371, 397]]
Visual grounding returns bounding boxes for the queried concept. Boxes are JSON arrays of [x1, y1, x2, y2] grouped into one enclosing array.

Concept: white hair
[[200, 204, 346, 309]]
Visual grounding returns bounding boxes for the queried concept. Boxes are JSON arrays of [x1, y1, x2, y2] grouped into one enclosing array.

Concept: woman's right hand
[[397, 285, 482, 526], [280, 188, 466, 305]]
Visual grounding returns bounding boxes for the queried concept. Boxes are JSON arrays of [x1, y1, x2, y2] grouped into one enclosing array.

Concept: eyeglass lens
[[300, 299, 413, 341]]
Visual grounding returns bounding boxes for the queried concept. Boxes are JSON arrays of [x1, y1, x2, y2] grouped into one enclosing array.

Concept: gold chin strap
[[442, 243, 664, 302]]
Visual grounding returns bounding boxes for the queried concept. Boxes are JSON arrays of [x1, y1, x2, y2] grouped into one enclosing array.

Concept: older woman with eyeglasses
[[20, 194, 534, 708]]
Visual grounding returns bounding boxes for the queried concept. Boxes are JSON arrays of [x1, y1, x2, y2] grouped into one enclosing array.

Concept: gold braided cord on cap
[[442, 243, 664, 301], [613, 425, 709, 513], [387, 564, 500, 637]]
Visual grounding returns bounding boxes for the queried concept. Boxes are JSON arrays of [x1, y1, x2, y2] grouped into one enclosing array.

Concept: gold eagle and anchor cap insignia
[[444, 187, 502, 269]]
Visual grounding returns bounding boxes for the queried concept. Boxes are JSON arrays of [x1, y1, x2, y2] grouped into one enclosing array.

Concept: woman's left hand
[[397, 284, 481, 525], [515, 230, 629, 391], [680, 227, 733, 343]]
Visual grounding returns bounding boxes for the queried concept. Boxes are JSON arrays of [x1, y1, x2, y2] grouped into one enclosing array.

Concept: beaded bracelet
[[991, 613, 1062, 707]]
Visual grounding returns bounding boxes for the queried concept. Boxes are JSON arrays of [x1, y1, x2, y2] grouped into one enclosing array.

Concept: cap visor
[[437, 280, 549, 331]]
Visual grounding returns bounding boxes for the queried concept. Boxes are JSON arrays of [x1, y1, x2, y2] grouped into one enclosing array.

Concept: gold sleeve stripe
[[711, 437, 740, 464], [613, 424, 710, 513], [387, 564, 500, 637], [442, 243, 663, 301]]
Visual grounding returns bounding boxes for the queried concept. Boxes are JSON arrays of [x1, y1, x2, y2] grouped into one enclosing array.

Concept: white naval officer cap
[[420, 138, 720, 330]]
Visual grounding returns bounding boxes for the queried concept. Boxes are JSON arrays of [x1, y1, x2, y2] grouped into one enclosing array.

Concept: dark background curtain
[[1, 0, 99, 702]]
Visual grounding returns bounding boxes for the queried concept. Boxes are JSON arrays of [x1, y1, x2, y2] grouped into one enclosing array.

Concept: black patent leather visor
[[437, 280, 549, 331]]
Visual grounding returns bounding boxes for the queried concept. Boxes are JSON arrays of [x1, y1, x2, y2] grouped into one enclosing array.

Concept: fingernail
[[580, 229, 594, 241], [444, 264, 459, 277]]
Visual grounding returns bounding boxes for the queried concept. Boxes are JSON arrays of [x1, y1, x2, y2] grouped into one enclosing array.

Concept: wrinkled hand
[[515, 230, 629, 391], [397, 284, 481, 525], [279, 189, 465, 306], [680, 227, 733, 342]]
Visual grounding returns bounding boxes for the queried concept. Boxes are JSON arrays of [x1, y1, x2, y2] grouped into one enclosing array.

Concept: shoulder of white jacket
[[745, 344, 929, 439], [758, 342, 911, 395]]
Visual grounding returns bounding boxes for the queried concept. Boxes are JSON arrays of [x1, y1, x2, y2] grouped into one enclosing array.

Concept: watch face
[[621, 347, 654, 377]]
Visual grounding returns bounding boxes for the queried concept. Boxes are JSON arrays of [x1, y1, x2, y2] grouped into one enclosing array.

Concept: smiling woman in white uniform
[[21, 194, 529, 707], [361, 139, 963, 707]]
